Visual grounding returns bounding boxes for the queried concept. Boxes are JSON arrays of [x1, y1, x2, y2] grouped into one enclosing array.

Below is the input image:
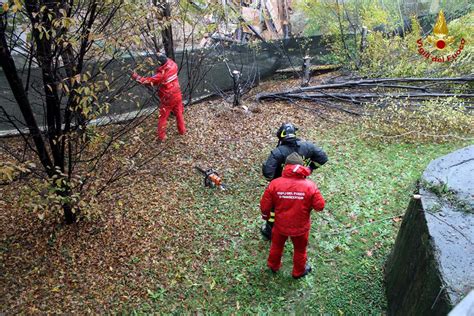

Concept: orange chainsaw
[[195, 166, 227, 190]]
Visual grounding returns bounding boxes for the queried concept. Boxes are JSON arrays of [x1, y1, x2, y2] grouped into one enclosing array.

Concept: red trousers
[[267, 227, 309, 277], [157, 101, 186, 141]]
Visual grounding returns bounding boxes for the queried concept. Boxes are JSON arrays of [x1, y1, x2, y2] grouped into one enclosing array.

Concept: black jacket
[[262, 139, 328, 181]]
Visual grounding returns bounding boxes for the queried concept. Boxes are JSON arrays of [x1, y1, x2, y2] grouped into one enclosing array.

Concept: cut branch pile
[[257, 77, 474, 115]]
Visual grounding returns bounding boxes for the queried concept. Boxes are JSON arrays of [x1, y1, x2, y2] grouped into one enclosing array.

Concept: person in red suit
[[132, 54, 186, 142], [260, 152, 325, 279]]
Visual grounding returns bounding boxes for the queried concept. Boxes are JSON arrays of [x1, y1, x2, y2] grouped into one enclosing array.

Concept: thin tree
[[0, 0, 161, 223]]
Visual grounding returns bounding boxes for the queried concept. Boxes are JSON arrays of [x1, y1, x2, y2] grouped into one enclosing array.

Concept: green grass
[[129, 125, 471, 314]]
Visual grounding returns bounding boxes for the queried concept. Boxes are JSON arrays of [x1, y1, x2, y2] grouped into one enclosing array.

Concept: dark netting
[[0, 35, 331, 134], [1, 6, 472, 133]]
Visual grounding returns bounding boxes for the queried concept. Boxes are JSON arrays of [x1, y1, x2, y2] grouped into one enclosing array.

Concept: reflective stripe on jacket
[[137, 59, 181, 107]]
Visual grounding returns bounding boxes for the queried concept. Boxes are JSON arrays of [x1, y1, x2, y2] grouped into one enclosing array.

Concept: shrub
[[297, 1, 473, 77], [362, 97, 474, 143], [359, 12, 474, 78]]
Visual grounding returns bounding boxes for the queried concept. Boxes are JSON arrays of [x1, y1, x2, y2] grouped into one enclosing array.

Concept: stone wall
[[385, 145, 474, 315]]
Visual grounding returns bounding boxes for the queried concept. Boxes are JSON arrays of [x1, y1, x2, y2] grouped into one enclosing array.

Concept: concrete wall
[[385, 145, 474, 315]]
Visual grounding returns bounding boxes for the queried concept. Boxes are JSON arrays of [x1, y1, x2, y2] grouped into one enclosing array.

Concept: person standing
[[260, 152, 325, 279], [260, 123, 328, 239], [132, 54, 186, 142]]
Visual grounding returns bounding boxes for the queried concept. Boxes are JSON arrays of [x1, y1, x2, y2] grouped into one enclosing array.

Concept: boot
[[293, 264, 312, 279], [260, 222, 273, 240]]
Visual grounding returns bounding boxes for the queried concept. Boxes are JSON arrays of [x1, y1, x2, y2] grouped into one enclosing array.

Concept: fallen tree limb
[[319, 76, 473, 86], [258, 92, 474, 102], [256, 76, 474, 114], [274, 76, 474, 94]]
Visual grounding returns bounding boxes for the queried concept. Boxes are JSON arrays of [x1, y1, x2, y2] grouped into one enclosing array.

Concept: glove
[[131, 72, 140, 81]]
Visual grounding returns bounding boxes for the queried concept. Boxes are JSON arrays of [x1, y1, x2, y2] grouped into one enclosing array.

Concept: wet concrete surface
[[421, 145, 474, 304], [423, 145, 474, 209], [386, 145, 474, 315]]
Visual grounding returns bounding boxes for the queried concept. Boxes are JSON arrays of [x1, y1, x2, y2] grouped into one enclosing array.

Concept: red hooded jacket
[[260, 164, 325, 236], [136, 59, 181, 107]]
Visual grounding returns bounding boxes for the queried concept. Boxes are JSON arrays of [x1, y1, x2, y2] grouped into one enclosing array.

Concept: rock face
[[385, 145, 474, 315]]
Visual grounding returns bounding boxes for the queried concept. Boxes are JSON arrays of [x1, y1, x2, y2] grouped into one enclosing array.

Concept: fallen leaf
[[392, 216, 402, 223]]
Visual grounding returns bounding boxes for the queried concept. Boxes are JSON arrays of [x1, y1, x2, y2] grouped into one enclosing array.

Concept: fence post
[[360, 26, 368, 52], [301, 55, 311, 87], [232, 70, 242, 107]]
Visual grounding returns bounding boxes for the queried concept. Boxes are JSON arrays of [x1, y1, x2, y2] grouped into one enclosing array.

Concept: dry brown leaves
[[0, 75, 347, 313]]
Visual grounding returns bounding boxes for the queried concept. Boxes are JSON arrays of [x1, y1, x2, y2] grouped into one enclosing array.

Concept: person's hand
[[131, 72, 140, 81]]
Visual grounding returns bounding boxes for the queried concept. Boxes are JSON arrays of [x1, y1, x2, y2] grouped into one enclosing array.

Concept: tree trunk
[[2, 7, 75, 224], [232, 70, 242, 107], [0, 17, 54, 177], [60, 184, 77, 224], [360, 26, 368, 52], [161, 1, 175, 60], [280, 0, 291, 39], [63, 205, 76, 224], [301, 56, 311, 87]]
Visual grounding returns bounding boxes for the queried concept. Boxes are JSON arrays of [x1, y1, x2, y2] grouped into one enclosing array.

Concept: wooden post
[[232, 70, 242, 107], [301, 55, 311, 87], [360, 26, 368, 52]]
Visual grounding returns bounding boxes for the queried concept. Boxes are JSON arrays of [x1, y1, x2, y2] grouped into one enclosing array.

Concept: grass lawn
[[129, 125, 470, 314], [1, 78, 471, 314]]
